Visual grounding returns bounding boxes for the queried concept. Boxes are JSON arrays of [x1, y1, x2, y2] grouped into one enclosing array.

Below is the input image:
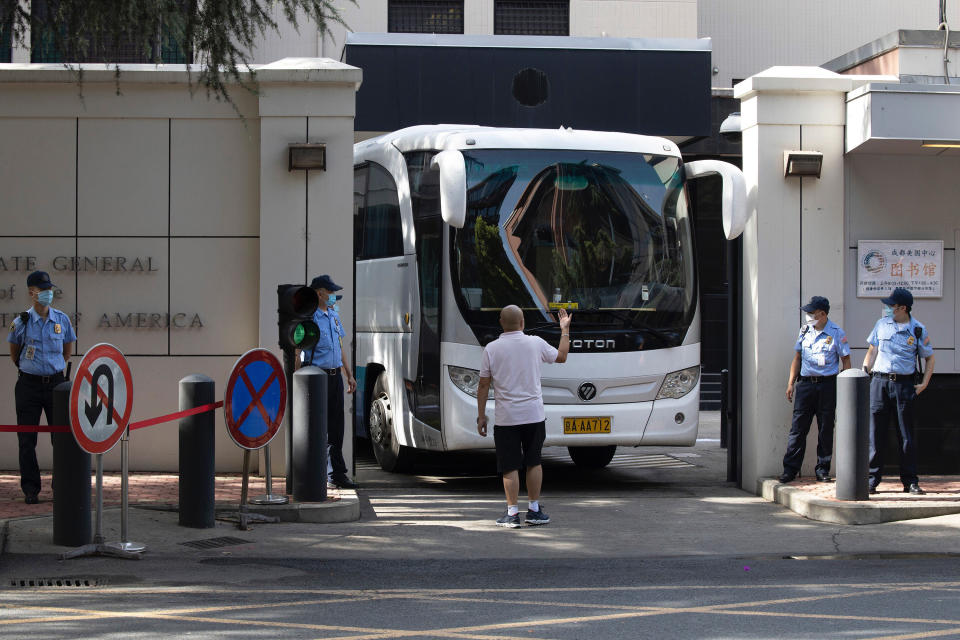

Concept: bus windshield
[[451, 149, 696, 346]]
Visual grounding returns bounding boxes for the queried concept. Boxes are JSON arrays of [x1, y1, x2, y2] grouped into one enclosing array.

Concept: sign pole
[[220, 348, 286, 530], [250, 443, 288, 505], [61, 453, 140, 560], [62, 343, 140, 561], [94, 453, 103, 544], [106, 428, 145, 553]]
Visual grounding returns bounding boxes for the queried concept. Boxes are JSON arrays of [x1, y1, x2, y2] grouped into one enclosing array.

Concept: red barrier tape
[[129, 401, 223, 431], [0, 400, 224, 433]]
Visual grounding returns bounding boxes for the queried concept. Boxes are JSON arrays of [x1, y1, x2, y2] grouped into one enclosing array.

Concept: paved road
[[4, 414, 960, 638]]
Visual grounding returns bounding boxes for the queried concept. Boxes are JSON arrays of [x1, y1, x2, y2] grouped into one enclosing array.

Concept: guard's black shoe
[[330, 475, 359, 490], [904, 483, 925, 495], [24, 494, 38, 505], [815, 472, 832, 482], [869, 484, 879, 494], [778, 472, 796, 483]]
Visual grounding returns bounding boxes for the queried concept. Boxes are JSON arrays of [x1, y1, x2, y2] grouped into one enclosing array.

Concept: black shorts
[[493, 421, 546, 473]]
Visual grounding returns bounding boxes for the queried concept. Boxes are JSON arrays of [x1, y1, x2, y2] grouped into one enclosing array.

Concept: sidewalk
[[759, 476, 960, 524], [0, 471, 357, 522]]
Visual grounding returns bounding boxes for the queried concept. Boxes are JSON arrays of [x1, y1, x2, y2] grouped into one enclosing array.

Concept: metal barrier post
[[178, 374, 216, 528], [52, 380, 91, 547], [835, 369, 871, 501], [105, 428, 145, 553], [292, 367, 328, 502]]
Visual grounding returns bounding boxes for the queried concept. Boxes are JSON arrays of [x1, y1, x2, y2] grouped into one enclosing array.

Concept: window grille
[[0, 18, 11, 63], [388, 1, 464, 34], [29, 0, 191, 64], [494, 1, 569, 36]]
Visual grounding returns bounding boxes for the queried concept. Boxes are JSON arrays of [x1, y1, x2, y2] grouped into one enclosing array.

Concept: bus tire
[[568, 445, 617, 469], [368, 373, 412, 473]]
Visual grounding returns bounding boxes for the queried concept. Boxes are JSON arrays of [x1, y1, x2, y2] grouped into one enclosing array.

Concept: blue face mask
[[882, 304, 893, 318], [37, 290, 54, 306]]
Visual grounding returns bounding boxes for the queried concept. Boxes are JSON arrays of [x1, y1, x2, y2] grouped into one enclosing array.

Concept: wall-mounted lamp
[[783, 150, 823, 178], [288, 143, 326, 171], [921, 140, 960, 148]]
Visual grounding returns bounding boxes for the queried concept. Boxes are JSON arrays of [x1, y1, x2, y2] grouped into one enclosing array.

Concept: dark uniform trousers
[[869, 376, 919, 487], [15, 371, 65, 497], [783, 377, 836, 476], [326, 372, 347, 478]]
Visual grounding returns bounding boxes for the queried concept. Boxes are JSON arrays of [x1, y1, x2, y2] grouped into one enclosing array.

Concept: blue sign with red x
[[224, 349, 287, 450]]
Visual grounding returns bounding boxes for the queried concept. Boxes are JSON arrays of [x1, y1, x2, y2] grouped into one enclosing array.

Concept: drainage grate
[[9, 577, 103, 588], [180, 536, 252, 550]]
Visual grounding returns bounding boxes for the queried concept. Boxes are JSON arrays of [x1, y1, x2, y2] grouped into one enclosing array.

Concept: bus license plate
[[563, 417, 612, 434]]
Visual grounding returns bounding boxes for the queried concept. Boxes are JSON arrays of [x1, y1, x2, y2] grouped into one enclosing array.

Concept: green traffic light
[[293, 323, 305, 345]]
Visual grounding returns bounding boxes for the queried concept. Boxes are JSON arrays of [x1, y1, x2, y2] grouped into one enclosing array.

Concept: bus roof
[[355, 125, 681, 157]]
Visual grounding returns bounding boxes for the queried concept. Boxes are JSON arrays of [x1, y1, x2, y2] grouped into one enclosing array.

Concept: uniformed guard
[[862, 287, 934, 495], [779, 296, 851, 483], [301, 274, 358, 490], [7, 271, 77, 504]]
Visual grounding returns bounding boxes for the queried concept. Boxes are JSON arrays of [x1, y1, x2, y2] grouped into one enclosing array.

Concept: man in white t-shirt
[[477, 305, 571, 528]]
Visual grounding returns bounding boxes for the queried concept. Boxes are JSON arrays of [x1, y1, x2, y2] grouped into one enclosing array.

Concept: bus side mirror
[[431, 150, 467, 229], [684, 160, 749, 240]]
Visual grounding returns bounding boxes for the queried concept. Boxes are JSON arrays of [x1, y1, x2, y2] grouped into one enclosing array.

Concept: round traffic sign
[[223, 348, 286, 450], [69, 343, 134, 455]]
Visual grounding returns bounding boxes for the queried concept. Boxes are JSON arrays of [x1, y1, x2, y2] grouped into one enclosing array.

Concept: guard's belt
[[796, 375, 836, 383], [18, 370, 65, 384], [872, 371, 914, 381]]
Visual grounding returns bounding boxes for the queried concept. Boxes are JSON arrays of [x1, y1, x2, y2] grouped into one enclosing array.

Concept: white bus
[[352, 125, 746, 471]]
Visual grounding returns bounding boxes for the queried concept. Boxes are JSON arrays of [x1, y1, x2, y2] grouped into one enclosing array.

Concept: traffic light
[[277, 284, 320, 351]]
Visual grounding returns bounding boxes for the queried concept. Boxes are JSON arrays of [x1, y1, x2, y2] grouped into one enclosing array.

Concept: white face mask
[[804, 313, 816, 326]]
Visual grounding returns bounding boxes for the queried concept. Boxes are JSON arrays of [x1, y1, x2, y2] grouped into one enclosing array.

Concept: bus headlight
[[448, 366, 493, 398], [656, 365, 700, 400]]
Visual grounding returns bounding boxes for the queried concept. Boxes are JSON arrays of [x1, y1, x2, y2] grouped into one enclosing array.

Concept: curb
[[758, 478, 960, 525], [215, 490, 361, 524]]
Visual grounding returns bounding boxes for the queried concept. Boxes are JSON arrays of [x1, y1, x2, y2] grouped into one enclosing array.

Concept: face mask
[[37, 290, 54, 306], [804, 313, 816, 326], [882, 305, 893, 319]]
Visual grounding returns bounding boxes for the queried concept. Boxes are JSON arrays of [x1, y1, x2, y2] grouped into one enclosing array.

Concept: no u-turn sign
[[69, 343, 133, 455]]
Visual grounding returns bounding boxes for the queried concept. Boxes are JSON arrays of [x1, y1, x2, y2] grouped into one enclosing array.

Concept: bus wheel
[[568, 445, 617, 469], [368, 373, 412, 473]]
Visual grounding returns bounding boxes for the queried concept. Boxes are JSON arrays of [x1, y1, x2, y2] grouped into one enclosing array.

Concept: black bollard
[[179, 375, 216, 528], [835, 369, 871, 501], [292, 367, 328, 502], [52, 380, 91, 547]]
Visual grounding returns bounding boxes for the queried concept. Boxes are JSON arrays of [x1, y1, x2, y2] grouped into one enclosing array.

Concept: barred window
[[494, 1, 569, 36], [0, 18, 11, 63], [29, 0, 191, 64], [388, 1, 464, 34]]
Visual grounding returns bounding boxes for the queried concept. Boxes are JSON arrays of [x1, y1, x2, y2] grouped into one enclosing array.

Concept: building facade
[[0, 60, 361, 474]]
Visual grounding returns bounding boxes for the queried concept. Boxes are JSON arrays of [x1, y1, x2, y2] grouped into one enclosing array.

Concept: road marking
[[1, 582, 958, 638]]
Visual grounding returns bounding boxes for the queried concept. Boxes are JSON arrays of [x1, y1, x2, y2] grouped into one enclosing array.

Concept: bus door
[[407, 152, 442, 429]]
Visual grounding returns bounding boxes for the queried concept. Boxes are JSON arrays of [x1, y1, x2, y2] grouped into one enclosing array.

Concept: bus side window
[[353, 165, 368, 260], [356, 162, 403, 260]]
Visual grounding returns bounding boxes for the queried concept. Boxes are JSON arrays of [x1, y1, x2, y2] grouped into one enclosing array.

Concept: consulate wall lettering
[[0, 255, 201, 330]]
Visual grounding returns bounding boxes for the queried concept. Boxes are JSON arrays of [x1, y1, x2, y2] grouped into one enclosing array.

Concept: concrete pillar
[[255, 61, 362, 480], [733, 67, 869, 491]]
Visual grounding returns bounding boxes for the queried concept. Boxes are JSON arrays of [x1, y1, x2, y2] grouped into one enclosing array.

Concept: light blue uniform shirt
[[7, 307, 77, 376], [795, 319, 850, 376], [867, 315, 933, 375], [306, 306, 345, 369]]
